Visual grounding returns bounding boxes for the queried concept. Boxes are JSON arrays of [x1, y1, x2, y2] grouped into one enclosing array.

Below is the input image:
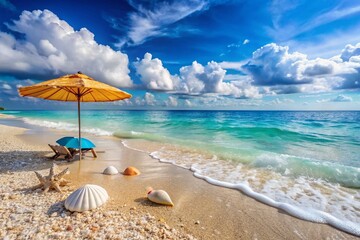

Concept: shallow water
[[3, 110, 360, 234]]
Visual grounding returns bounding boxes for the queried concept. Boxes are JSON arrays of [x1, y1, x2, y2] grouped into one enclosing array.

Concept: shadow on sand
[[0, 150, 71, 173]]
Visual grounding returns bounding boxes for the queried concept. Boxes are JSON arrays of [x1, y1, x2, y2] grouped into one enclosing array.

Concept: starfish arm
[[31, 184, 43, 190], [54, 168, 69, 180], [59, 179, 70, 186], [53, 183, 63, 193], [43, 182, 51, 193], [49, 164, 57, 177], [35, 171, 45, 184]]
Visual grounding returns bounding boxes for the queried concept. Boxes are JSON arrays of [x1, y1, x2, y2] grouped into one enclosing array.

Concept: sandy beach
[[0, 115, 358, 239]]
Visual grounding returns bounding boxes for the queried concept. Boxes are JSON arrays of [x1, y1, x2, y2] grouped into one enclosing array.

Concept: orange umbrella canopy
[[18, 72, 132, 101]]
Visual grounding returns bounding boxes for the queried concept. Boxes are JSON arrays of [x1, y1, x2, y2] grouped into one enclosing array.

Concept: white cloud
[[242, 43, 311, 87], [117, 0, 208, 46], [227, 43, 241, 48], [180, 61, 228, 93], [272, 98, 282, 104], [316, 98, 330, 103], [144, 92, 156, 105], [134, 53, 177, 90], [340, 43, 360, 61], [2, 83, 11, 90], [0, 9, 132, 87], [314, 94, 353, 103], [165, 96, 178, 107], [135, 53, 261, 98], [133, 42, 360, 104], [192, 62, 259, 98], [219, 61, 246, 70], [242, 43, 360, 94], [184, 99, 192, 106], [331, 94, 353, 102], [243, 39, 250, 45], [112, 92, 160, 107], [271, 97, 294, 105]]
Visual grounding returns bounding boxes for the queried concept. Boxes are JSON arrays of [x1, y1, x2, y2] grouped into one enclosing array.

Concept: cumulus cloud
[[242, 43, 313, 87], [0, 10, 132, 87], [340, 43, 360, 62], [335, 43, 360, 89], [112, 92, 163, 107], [0, 79, 33, 97], [165, 96, 178, 107], [179, 61, 226, 94], [134, 53, 177, 90], [134, 43, 360, 103], [242, 43, 360, 93], [144, 92, 156, 105], [243, 39, 250, 45], [134, 53, 261, 99]]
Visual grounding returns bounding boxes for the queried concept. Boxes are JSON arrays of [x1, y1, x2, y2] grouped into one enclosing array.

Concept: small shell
[[147, 188, 174, 206], [123, 166, 140, 176], [64, 184, 109, 212], [103, 166, 119, 175]]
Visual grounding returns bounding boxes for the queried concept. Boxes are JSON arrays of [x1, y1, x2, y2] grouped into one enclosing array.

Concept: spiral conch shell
[[64, 184, 109, 212], [123, 166, 140, 176], [103, 166, 119, 175], [147, 187, 174, 206]]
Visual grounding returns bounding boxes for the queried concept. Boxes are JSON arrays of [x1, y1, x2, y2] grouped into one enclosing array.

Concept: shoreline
[[0, 114, 358, 239]]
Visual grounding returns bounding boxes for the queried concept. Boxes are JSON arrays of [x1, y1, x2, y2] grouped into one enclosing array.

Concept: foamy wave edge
[[22, 118, 113, 136], [123, 142, 360, 237], [192, 170, 360, 237]]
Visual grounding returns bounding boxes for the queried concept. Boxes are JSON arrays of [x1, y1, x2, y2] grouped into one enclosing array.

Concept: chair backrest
[[48, 144, 57, 153], [54, 145, 71, 155]]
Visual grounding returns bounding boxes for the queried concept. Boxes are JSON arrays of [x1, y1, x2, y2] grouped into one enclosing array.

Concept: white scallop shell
[[103, 166, 119, 175], [65, 184, 109, 212], [147, 189, 174, 206]]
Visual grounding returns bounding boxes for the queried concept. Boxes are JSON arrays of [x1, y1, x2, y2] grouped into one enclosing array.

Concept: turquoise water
[[2, 110, 360, 232]]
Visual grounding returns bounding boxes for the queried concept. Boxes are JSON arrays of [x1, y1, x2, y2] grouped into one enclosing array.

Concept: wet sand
[[0, 115, 358, 239]]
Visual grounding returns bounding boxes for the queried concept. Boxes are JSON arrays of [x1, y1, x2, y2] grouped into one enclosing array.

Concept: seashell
[[147, 187, 174, 206], [103, 166, 119, 175], [64, 184, 109, 212], [123, 166, 140, 176]]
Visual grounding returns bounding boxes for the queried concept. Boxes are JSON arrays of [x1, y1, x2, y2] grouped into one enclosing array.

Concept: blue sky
[[0, 0, 359, 110]]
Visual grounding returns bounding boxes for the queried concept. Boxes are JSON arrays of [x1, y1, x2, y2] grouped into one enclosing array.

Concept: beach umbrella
[[18, 72, 132, 159], [56, 137, 95, 149], [56, 137, 76, 146]]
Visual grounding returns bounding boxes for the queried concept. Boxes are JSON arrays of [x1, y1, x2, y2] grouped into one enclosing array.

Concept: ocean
[[2, 110, 360, 234]]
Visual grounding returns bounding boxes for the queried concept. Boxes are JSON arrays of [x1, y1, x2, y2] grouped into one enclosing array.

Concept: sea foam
[[192, 170, 360, 236], [23, 118, 112, 136], [142, 145, 360, 237]]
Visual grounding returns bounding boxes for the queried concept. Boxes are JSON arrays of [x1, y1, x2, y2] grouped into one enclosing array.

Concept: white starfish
[[33, 164, 70, 193]]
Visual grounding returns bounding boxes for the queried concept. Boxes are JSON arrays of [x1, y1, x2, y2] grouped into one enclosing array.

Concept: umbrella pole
[[77, 94, 82, 160]]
